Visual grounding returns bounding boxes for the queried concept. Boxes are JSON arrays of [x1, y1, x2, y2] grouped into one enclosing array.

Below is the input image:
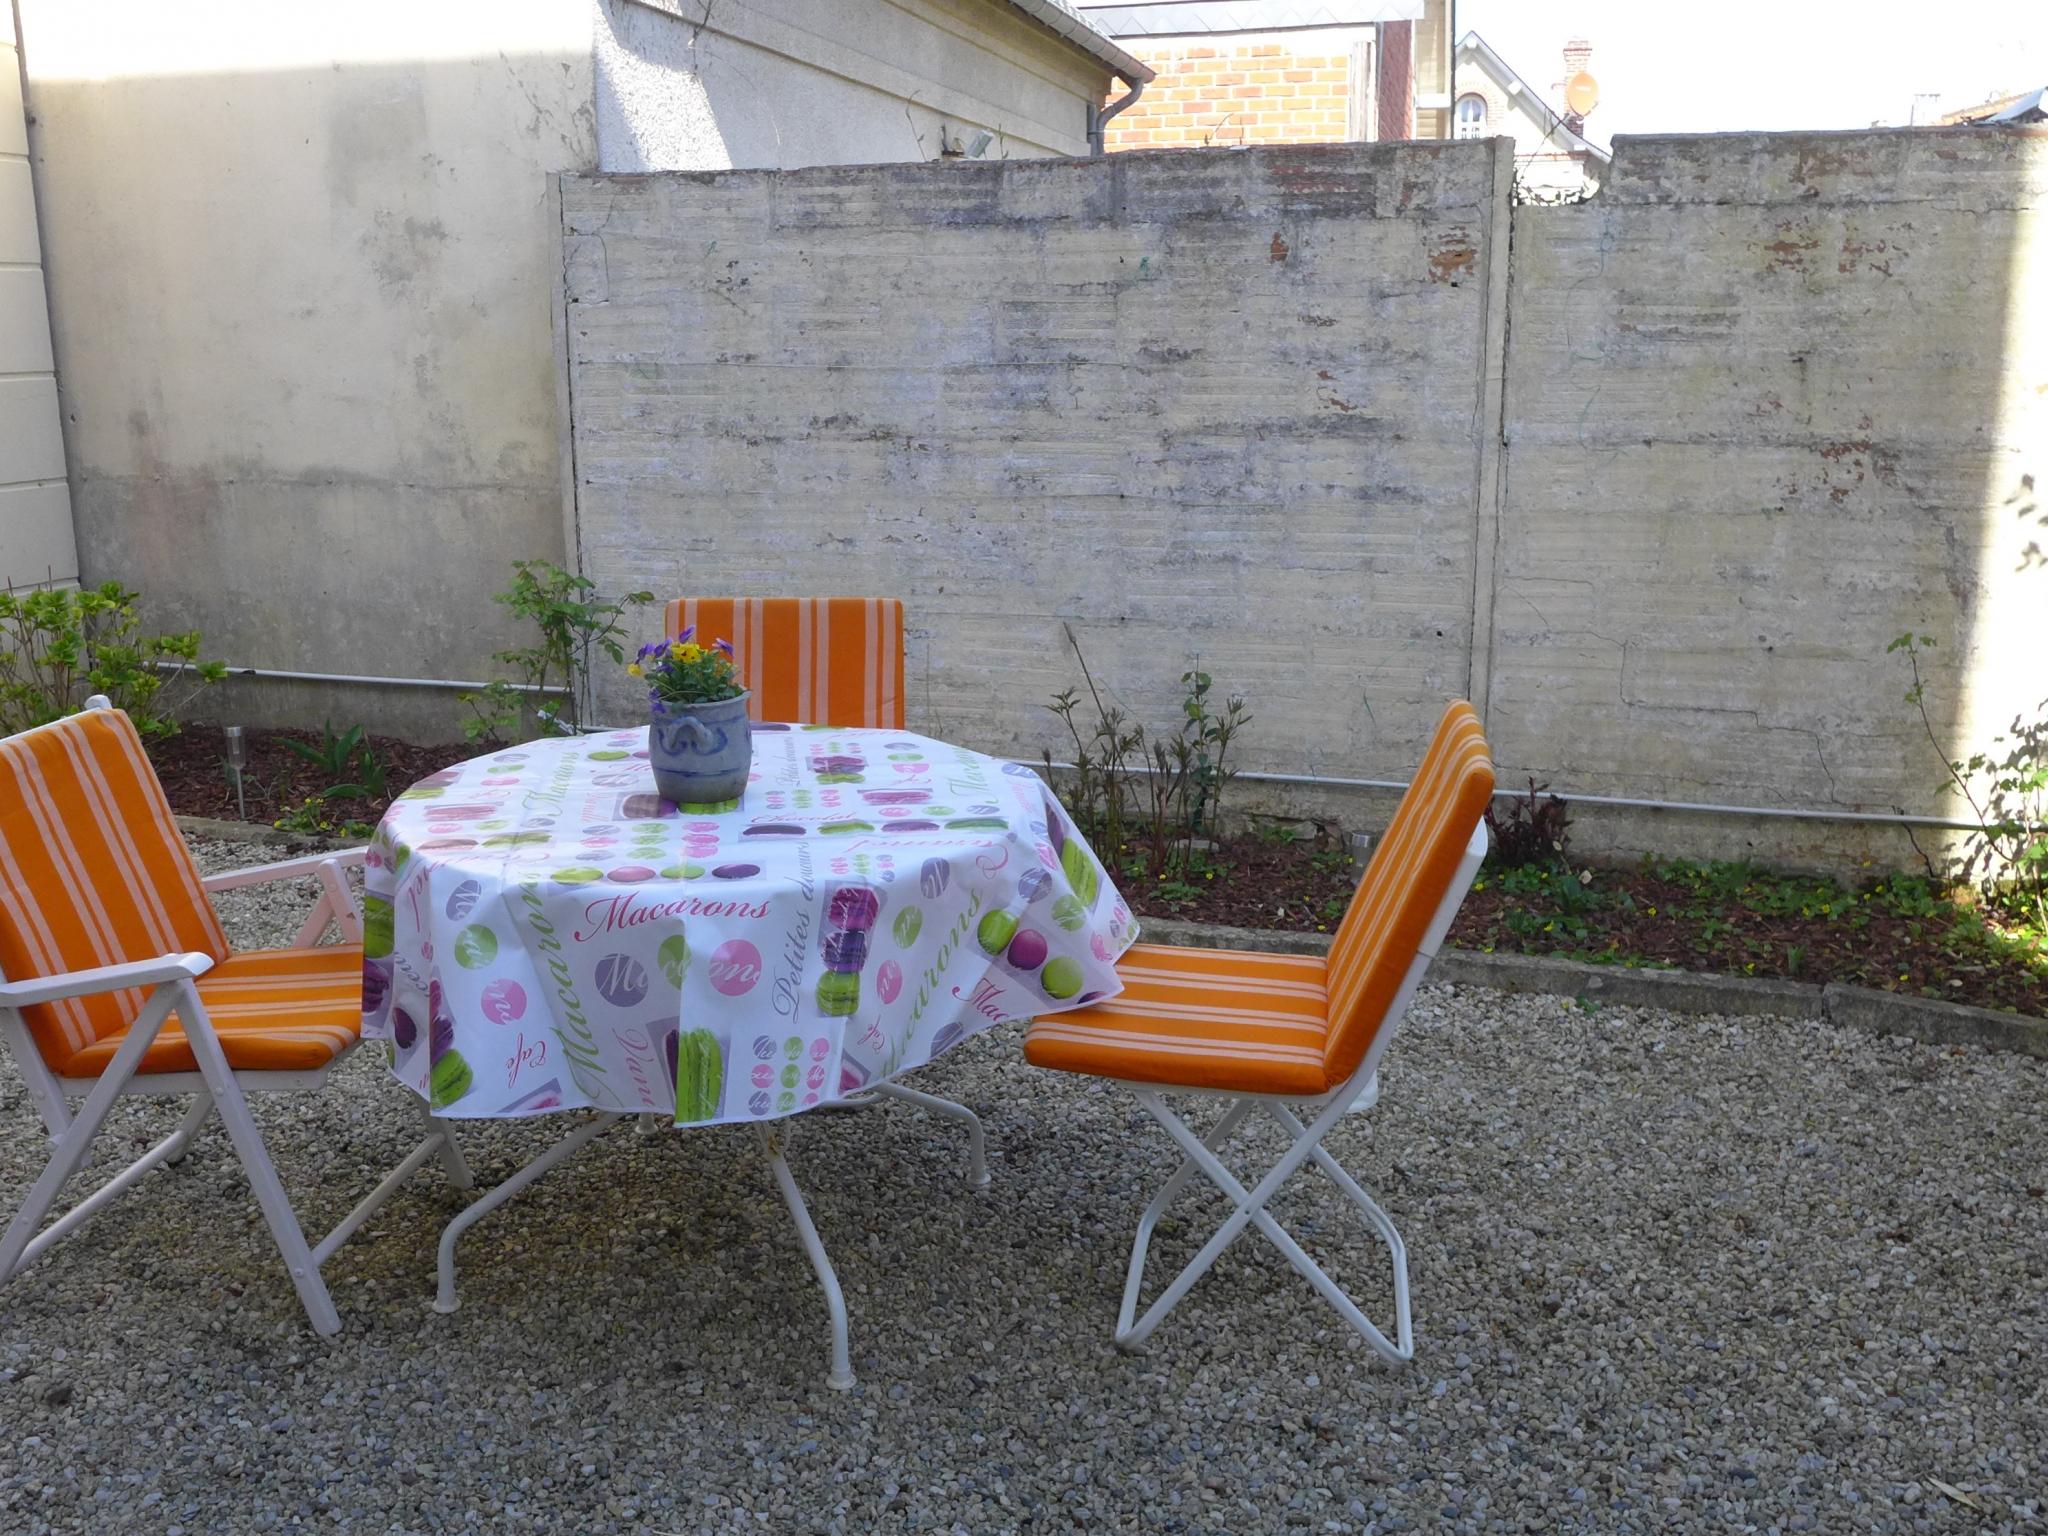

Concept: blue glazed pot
[[649, 690, 753, 807]]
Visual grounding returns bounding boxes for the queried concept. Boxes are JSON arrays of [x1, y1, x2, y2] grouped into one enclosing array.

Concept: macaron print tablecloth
[[360, 726, 1137, 1125]]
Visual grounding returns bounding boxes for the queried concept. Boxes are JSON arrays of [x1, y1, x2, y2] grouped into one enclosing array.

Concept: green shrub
[[459, 561, 652, 744], [0, 580, 224, 738]]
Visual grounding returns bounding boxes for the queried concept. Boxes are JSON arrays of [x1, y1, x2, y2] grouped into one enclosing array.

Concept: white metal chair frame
[[432, 1078, 988, 1390], [1110, 819, 1488, 1363], [0, 706, 472, 1336]]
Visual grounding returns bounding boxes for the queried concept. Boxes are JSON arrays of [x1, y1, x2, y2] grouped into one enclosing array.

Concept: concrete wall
[[596, 0, 1109, 170], [561, 130, 2046, 868], [0, 6, 73, 592], [1492, 130, 2045, 862], [565, 140, 1513, 784], [16, 0, 1113, 735]]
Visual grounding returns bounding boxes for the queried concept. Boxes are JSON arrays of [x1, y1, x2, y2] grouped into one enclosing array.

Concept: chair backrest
[[661, 597, 905, 730], [1321, 700, 1495, 1085], [0, 704, 227, 1068]]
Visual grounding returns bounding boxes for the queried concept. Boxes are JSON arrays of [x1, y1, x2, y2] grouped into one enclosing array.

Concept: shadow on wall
[[22, 42, 598, 740]]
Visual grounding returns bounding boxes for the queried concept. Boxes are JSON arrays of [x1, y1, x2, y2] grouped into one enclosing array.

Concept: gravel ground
[[0, 834, 2042, 1534]]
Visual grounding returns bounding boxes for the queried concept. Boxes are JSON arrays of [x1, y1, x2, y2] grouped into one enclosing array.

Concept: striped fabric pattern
[[661, 597, 905, 729], [0, 708, 229, 1065], [1023, 944, 1332, 1096], [60, 945, 367, 1077], [1320, 701, 1494, 1084], [1024, 701, 1493, 1098]]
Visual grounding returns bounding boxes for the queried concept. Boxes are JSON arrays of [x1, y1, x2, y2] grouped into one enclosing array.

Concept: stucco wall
[[16, 0, 1112, 735], [596, 0, 1108, 170], [561, 131, 2045, 868], [0, 4, 73, 592], [18, 0, 599, 734]]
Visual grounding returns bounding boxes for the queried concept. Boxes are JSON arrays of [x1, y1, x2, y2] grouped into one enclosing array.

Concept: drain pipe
[[1090, 76, 1146, 155], [174, 663, 1974, 831], [156, 661, 568, 695], [1033, 759, 1988, 834]]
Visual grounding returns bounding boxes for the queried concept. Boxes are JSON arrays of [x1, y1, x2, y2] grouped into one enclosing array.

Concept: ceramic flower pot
[[649, 690, 753, 806]]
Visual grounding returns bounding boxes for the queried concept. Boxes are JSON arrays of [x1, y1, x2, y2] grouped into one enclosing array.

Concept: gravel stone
[[0, 835, 2041, 1533]]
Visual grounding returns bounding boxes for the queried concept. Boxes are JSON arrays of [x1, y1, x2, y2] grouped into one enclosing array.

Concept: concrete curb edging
[[1132, 916, 2048, 1061]]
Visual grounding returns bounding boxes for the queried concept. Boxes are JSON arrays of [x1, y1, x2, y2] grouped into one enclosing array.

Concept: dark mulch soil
[[1451, 865, 2048, 1018], [147, 726, 474, 830], [1122, 833, 1364, 935], [1126, 835, 2048, 1018]]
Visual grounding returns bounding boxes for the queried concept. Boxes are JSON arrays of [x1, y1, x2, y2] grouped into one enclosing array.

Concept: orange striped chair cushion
[[662, 597, 905, 729], [1321, 701, 1494, 1084], [59, 945, 366, 1078], [0, 708, 229, 1068], [1023, 944, 1332, 1096]]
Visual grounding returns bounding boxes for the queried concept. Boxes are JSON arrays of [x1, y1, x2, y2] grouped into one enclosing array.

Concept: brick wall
[[1105, 40, 1357, 150]]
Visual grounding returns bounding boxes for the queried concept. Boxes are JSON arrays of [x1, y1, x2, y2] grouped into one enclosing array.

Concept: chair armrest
[[0, 953, 215, 1009], [202, 847, 368, 892]]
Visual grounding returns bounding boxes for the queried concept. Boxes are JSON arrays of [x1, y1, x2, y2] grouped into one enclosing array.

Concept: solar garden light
[[223, 725, 248, 821]]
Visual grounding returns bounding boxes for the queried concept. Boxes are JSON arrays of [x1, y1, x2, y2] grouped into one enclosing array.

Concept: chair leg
[[1118, 1095, 1256, 1344], [0, 989, 182, 1286], [434, 1112, 624, 1315], [1255, 1100, 1412, 1358], [753, 1121, 855, 1391], [1118, 1087, 1413, 1363], [866, 1082, 990, 1190], [187, 1040, 342, 1337], [163, 1091, 215, 1166]]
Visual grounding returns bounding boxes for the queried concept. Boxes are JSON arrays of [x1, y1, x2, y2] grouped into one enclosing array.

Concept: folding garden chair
[[1024, 700, 1494, 1362], [663, 597, 905, 729], [0, 699, 471, 1335]]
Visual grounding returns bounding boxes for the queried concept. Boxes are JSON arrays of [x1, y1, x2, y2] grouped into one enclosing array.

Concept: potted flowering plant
[[630, 628, 750, 806]]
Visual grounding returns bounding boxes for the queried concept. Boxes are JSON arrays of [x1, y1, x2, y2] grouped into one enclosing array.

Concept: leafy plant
[[1043, 630, 1250, 879], [1891, 633, 2047, 929], [0, 579, 225, 738], [1484, 778, 1572, 868], [281, 721, 389, 804], [459, 561, 653, 744], [273, 796, 374, 842], [282, 721, 365, 782]]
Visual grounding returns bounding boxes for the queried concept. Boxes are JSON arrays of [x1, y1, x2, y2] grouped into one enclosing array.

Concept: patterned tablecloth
[[360, 725, 1136, 1124]]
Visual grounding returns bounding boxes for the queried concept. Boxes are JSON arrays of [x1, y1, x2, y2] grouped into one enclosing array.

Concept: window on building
[[1455, 94, 1487, 139]]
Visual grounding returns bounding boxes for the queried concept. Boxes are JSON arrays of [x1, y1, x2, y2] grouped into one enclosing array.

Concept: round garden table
[[360, 722, 1136, 1387]]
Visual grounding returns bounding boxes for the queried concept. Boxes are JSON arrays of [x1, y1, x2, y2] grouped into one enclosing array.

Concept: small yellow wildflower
[[626, 662, 642, 676]]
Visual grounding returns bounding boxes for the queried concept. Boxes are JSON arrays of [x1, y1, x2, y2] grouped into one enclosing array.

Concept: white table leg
[[753, 1122, 855, 1392], [867, 1082, 990, 1190], [433, 1112, 625, 1315]]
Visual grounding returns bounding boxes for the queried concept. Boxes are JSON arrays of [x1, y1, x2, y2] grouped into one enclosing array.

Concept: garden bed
[[147, 725, 473, 836], [1121, 833, 2048, 1018], [144, 726, 2048, 1019]]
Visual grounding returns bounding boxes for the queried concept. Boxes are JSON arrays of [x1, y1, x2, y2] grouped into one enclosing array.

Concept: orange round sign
[[1564, 71, 1599, 116]]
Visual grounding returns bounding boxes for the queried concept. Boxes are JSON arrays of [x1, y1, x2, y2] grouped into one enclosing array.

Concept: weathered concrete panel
[[566, 141, 1511, 774], [1493, 129, 2046, 836]]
